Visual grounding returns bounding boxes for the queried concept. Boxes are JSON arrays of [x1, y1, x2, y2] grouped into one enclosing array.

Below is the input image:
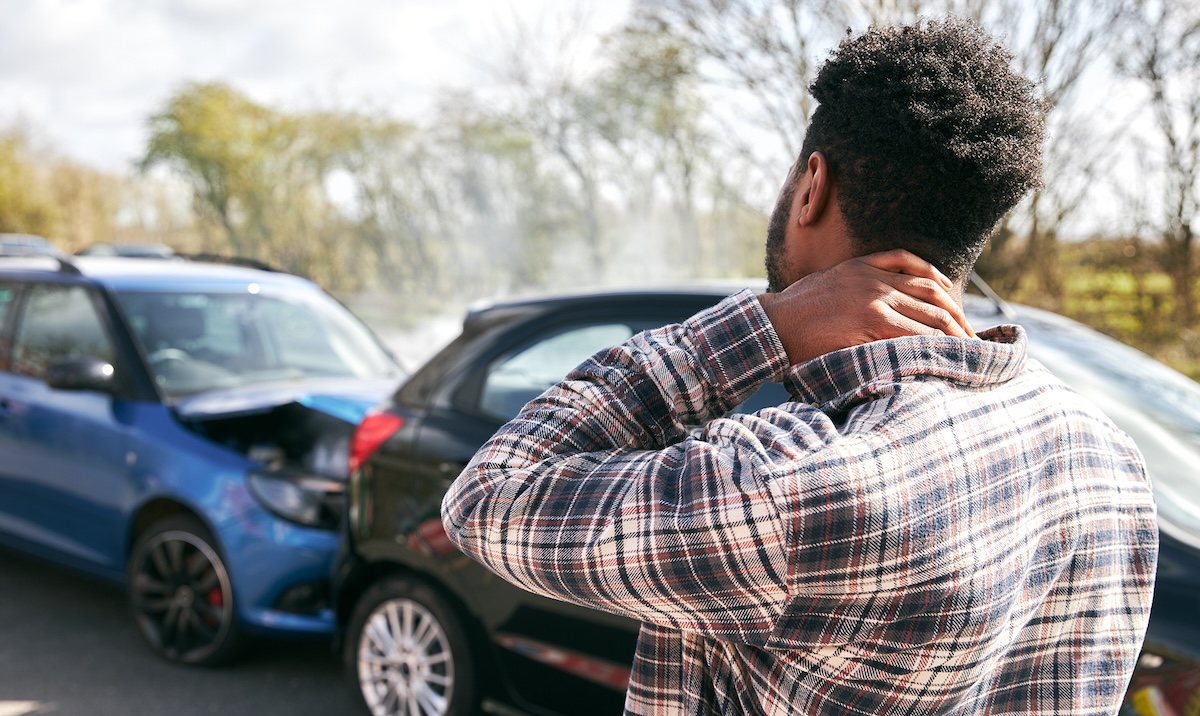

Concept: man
[[443, 17, 1157, 716]]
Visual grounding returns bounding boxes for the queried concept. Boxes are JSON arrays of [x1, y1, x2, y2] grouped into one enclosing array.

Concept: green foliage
[[142, 82, 278, 249], [143, 83, 318, 265], [1004, 239, 1200, 381], [0, 129, 60, 237], [142, 82, 417, 292], [134, 22, 765, 320], [0, 125, 121, 249]]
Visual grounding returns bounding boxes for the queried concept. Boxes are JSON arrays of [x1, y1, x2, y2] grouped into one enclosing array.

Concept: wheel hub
[[392, 646, 421, 685], [174, 585, 195, 608]]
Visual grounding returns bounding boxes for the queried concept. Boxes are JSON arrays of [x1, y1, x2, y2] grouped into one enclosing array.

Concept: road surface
[[0, 548, 355, 716]]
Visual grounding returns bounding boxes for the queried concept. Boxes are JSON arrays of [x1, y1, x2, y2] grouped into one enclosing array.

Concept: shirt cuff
[[688, 288, 790, 406]]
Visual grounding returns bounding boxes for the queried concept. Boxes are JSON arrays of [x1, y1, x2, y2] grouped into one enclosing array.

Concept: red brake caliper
[[205, 588, 223, 626]]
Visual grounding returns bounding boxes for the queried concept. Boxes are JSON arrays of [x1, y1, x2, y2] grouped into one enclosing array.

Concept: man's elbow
[[439, 476, 472, 549]]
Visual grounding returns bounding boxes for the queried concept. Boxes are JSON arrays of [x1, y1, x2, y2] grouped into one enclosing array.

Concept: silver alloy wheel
[[357, 597, 455, 716]]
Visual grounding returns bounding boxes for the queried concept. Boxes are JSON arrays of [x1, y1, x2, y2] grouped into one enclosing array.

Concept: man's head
[[766, 17, 1046, 292]]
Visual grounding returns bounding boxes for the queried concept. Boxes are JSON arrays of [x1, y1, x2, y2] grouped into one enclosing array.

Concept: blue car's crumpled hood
[[172, 377, 395, 425]]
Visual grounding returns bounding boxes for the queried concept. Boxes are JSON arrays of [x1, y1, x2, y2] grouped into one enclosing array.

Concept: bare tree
[[1119, 0, 1200, 325], [632, 0, 848, 192], [480, 7, 616, 275], [975, 0, 1132, 304], [590, 23, 717, 274], [638, 0, 1135, 301]]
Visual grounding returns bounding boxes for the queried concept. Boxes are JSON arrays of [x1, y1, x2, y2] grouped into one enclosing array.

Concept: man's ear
[[798, 151, 831, 227]]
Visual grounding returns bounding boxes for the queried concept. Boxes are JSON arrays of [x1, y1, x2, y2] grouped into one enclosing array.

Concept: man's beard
[[764, 187, 792, 293]]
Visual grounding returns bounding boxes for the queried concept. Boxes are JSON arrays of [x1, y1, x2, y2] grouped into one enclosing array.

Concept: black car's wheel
[[127, 515, 242, 666], [345, 576, 478, 716]]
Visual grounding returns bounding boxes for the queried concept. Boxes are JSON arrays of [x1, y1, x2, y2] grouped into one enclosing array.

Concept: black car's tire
[[127, 514, 242, 666], [345, 575, 479, 716]]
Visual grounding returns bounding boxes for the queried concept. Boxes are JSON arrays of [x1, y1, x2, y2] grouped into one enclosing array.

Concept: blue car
[[0, 255, 405, 665]]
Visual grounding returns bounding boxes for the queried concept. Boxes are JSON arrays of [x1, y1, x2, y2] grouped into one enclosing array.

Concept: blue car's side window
[[0, 282, 17, 371], [11, 284, 114, 381]]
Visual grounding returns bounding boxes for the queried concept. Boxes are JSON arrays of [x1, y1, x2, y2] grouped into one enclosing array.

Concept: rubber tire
[[344, 575, 479, 716], [127, 514, 243, 666]]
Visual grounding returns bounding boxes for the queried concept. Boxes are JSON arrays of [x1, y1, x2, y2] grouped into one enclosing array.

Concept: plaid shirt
[[442, 289, 1158, 715]]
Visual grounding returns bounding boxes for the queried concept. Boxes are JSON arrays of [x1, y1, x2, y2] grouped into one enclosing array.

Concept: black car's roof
[[462, 281, 768, 333], [396, 282, 765, 408]]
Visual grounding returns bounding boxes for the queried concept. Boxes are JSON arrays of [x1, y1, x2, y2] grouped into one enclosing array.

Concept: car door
[[415, 315, 685, 713], [0, 280, 133, 577], [0, 279, 25, 535]]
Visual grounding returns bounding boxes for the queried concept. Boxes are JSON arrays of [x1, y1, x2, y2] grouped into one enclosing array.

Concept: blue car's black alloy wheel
[[128, 515, 241, 665]]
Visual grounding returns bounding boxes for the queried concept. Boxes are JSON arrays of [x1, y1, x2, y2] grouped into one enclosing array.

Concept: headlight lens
[[248, 472, 345, 530]]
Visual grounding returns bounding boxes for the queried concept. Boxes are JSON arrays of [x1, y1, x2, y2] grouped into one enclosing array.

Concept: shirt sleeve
[[440, 289, 795, 645]]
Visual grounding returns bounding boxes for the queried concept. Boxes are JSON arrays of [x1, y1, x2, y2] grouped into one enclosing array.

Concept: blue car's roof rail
[[0, 254, 82, 276]]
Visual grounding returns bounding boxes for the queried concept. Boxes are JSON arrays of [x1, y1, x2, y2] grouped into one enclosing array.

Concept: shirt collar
[[782, 325, 1027, 414]]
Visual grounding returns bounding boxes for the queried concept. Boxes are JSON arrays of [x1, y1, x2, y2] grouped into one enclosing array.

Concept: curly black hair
[[800, 17, 1046, 280]]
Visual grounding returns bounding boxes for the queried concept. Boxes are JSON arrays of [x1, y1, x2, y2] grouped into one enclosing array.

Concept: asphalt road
[[0, 548, 356, 716]]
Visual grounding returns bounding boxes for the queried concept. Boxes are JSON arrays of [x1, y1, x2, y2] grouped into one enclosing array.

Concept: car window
[[476, 321, 792, 423], [11, 283, 114, 380], [257, 297, 374, 376], [732, 381, 789, 414], [0, 282, 17, 370], [480, 324, 635, 421], [115, 288, 402, 398]]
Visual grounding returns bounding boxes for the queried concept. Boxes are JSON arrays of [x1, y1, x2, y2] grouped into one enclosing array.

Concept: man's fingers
[[872, 270, 976, 338], [875, 310, 952, 340], [857, 249, 953, 289], [884, 294, 973, 339]]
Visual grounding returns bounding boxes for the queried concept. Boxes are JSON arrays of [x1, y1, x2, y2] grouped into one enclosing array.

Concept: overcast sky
[[0, 0, 630, 172]]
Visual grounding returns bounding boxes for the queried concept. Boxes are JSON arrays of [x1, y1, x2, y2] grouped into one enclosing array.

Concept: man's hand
[[758, 249, 975, 365]]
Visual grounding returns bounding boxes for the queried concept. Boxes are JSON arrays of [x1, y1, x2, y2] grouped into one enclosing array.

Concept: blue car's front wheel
[[128, 515, 243, 666]]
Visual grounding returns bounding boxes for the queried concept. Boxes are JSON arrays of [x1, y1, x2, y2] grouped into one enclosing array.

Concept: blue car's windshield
[[115, 288, 403, 398]]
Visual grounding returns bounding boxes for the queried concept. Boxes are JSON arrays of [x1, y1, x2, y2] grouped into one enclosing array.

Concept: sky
[[0, 0, 631, 172]]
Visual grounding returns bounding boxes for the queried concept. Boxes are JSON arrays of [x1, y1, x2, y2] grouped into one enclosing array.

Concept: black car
[[336, 283, 1200, 716]]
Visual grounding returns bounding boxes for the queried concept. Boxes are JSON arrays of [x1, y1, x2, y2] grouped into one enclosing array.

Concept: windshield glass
[[115, 287, 403, 398], [1020, 313, 1200, 549]]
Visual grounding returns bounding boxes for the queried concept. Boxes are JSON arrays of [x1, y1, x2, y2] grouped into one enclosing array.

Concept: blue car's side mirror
[[45, 356, 117, 394]]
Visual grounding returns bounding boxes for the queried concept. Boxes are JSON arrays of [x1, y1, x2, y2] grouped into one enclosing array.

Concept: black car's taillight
[[349, 410, 405, 473]]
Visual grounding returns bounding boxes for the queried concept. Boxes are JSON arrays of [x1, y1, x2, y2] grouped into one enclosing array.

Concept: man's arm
[[441, 252, 968, 642], [442, 289, 792, 643]]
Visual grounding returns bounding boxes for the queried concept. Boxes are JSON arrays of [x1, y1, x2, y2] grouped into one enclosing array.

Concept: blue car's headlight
[[248, 472, 345, 530]]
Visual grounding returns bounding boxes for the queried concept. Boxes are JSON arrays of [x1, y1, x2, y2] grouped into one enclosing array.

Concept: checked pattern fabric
[[442, 289, 1158, 715]]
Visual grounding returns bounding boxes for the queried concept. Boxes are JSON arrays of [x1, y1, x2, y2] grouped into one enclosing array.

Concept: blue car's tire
[[127, 515, 243, 666], [345, 576, 479, 716]]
